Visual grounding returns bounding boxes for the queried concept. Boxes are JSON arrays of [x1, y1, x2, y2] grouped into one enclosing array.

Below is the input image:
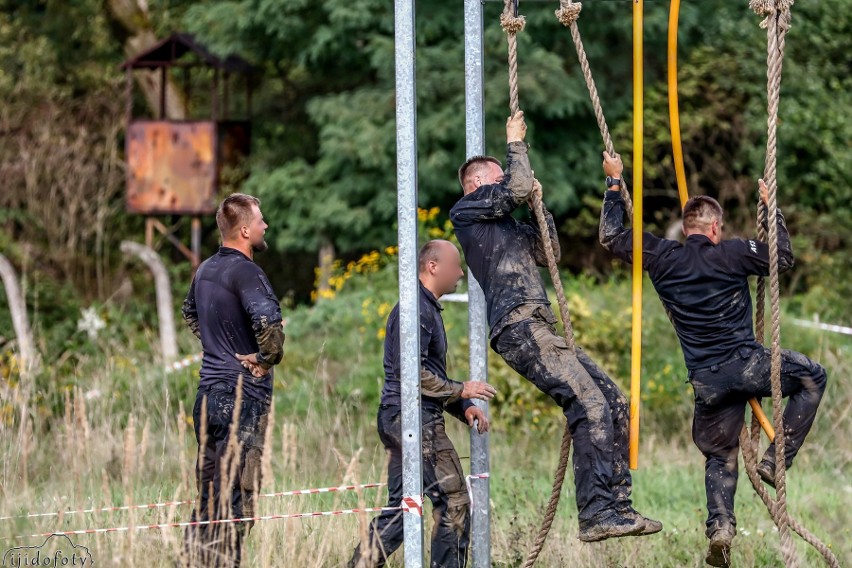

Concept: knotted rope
[[740, 1, 839, 566], [555, 0, 633, 220], [501, 2, 574, 566]]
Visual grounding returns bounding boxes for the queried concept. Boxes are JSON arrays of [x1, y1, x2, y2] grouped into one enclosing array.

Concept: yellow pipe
[[666, 0, 775, 442], [749, 399, 776, 440], [667, 0, 690, 208], [629, 0, 644, 471]]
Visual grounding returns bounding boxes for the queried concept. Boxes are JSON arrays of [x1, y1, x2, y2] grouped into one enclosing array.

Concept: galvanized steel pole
[[463, 0, 491, 566], [394, 0, 425, 566]]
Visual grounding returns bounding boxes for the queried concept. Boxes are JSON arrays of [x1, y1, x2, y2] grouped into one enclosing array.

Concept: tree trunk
[[120, 241, 178, 363], [105, 0, 188, 119], [0, 254, 41, 378]]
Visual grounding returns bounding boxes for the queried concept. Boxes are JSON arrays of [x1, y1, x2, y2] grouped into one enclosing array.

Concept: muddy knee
[[445, 502, 470, 536], [434, 449, 470, 530]]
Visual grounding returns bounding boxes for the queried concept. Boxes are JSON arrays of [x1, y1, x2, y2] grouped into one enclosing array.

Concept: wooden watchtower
[[122, 33, 256, 267]]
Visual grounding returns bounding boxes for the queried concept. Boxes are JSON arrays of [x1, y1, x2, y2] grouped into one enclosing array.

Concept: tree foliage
[[0, 0, 848, 309]]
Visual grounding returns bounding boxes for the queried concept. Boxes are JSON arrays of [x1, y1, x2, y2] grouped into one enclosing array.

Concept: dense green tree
[[0, 0, 848, 310]]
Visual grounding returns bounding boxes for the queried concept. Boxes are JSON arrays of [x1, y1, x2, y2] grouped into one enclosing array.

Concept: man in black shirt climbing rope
[[348, 239, 494, 568], [599, 151, 827, 567], [181, 193, 285, 567], [450, 112, 661, 543]]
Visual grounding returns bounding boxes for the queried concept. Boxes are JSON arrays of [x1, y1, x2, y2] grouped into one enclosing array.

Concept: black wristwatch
[[605, 176, 622, 189]]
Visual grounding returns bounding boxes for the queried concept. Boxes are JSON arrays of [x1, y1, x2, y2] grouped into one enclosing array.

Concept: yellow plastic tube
[[630, 0, 644, 471]]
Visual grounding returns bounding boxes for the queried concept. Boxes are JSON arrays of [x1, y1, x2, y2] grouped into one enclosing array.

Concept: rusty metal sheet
[[126, 121, 218, 215]]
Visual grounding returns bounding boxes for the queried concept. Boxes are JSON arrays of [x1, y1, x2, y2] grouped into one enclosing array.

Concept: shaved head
[[418, 239, 464, 297], [418, 240, 456, 273]]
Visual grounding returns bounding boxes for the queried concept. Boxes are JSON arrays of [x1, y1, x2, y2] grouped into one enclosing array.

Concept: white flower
[[77, 307, 106, 340]]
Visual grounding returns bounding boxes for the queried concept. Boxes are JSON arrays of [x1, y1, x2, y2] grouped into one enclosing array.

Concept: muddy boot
[[705, 522, 735, 567], [756, 459, 776, 489], [578, 512, 646, 543], [619, 507, 663, 535]]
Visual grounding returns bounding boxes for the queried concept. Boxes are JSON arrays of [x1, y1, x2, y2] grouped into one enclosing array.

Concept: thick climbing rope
[[499, 3, 575, 566], [737, 1, 840, 566], [555, 0, 633, 221]]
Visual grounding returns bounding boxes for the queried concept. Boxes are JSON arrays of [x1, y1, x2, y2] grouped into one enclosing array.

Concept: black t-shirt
[[600, 190, 794, 369], [183, 247, 283, 402], [380, 281, 472, 422]]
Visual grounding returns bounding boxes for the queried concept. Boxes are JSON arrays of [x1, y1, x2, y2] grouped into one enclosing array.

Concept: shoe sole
[[578, 523, 646, 543], [705, 542, 731, 567], [639, 522, 663, 536]]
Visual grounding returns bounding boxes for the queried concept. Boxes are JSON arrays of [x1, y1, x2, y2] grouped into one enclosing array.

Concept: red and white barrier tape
[[4, 504, 422, 542], [164, 352, 203, 374], [465, 473, 490, 509], [0, 483, 387, 522], [401, 495, 423, 518]]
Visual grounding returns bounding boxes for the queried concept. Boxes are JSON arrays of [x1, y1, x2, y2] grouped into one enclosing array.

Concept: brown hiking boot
[[578, 513, 646, 543], [705, 523, 735, 567], [620, 508, 663, 535]]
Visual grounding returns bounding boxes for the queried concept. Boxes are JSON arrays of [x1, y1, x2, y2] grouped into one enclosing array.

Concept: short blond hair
[[682, 195, 723, 232], [216, 193, 260, 239]]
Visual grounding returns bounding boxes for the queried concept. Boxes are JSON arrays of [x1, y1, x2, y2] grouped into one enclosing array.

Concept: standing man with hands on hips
[[181, 193, 285, 568]]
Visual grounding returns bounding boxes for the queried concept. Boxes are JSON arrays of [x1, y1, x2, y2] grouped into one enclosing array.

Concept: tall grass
[[1, 275, 850, 566]]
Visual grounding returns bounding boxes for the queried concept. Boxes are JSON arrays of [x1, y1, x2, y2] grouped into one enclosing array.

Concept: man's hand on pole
[[465, 406, 490, 434]]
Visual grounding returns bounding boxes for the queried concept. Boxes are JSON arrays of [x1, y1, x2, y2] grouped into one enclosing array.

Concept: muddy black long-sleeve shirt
[[599, 189, 794, 369], [450, 142, 560, 340], [380, 281, 474, 423], [183, 246, 285, 402]]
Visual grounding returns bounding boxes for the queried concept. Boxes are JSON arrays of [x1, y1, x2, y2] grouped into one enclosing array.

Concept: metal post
[[395, 1, 424, 566], [159, 66, 167, 120], [464, 1, 491, 566]]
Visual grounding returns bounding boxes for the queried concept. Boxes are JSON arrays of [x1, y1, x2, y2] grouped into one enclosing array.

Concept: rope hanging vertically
[[738, 1, 839, 566], [557, 0, 645, 473], [554, 0, 633, 220], [500, 2, 574, 566]]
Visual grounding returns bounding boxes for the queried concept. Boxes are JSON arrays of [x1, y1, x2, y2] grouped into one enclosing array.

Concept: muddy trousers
[[688, 345, 827, 535], [349, 405, 470, 568], [492, 309, 632, 527], [182, 382, 270, 568]]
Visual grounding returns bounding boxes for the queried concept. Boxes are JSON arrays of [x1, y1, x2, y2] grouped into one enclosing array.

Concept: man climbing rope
[[181, 193, 285, 567], [348, 240, 494, 568], [450, 112, 661, 543], [599, 151, 827, 566]]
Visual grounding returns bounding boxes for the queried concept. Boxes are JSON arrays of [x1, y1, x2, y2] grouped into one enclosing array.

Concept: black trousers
[[688, 345, 827, 534], [349, 405, 470, 568], [183, 383, 270, 568], [492, 308, 633, 526]]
